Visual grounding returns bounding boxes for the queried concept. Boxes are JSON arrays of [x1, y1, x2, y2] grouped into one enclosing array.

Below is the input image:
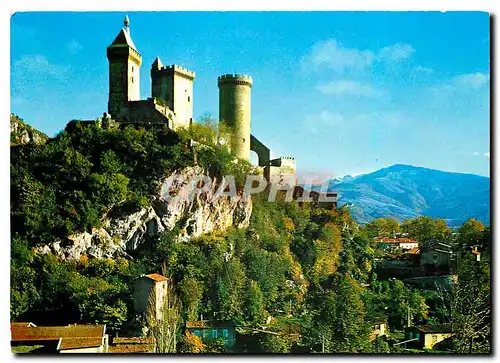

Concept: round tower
[[218, 74, 253, 161]]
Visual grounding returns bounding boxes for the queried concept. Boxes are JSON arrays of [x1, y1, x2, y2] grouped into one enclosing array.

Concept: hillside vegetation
[[10, 117, 491, 353]]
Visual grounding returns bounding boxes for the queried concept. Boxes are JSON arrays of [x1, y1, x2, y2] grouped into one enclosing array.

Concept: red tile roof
[[143, 273, 168, 282], [58, 337, 104, 350], [10, 322, 36, 328], [406, 247, 420, 254], [375, 238, 418, 243], [11, 323, 105, 350]]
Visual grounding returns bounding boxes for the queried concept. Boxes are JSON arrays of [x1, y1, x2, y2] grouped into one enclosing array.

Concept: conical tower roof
[[152, 56, 163, 69], [108, 15, 138, 52]]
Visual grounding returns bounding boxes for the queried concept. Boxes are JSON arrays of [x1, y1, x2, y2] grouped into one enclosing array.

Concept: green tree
[[179, 277, 204, 321], [245, 280, 266, 325], [402, 216, 451, 244], [365, 218, 400, 238], [455, 218, 486, 252]]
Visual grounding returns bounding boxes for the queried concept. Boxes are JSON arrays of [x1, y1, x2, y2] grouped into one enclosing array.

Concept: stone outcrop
[[10, 114, 49, 145], [35, 167, 252, 260]]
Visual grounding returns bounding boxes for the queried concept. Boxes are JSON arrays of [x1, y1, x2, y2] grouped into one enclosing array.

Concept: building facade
[[133, 273, 169, 320]]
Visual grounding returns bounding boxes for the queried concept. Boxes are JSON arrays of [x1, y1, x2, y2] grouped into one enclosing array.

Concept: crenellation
[[152, 64, 196, 80], [218, 74, 253, 87]]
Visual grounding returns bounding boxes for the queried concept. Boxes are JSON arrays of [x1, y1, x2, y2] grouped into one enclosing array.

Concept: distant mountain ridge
[[318, 164, 490, 227]]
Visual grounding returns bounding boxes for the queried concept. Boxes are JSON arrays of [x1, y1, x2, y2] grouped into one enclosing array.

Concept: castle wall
[[107, 46, 142, 118], [250, 134, 270, 167], [218, 75, 252, 161], [127, 59, 141, 101], [119, 99, 174, 127], [172, 72, 194, 129], [151, 65, 194, 130]]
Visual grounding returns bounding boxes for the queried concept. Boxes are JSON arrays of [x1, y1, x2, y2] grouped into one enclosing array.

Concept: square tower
[[107, 17, 142, 118], [151, 60, 195, 129]]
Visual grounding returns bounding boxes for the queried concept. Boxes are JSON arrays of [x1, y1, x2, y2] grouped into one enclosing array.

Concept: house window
[[415, 333, 421, 340], [222, 329, 229, 338], [193, 330, 201, 336], [212, 330, 218, 338]]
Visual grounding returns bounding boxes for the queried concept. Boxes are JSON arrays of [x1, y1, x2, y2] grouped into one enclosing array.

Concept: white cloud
[[67, 40, 83, 54], [302, 39, 414, 72], [303, 39, 375, 72], [377, 43, 414, 61], [13, 54, 69, 78], [471, 151, 490, 159], [452, 73, 490, 89], [316, 80, 384, 98]]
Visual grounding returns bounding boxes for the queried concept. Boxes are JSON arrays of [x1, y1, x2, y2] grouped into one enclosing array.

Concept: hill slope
[[324, 164, 490, 226]]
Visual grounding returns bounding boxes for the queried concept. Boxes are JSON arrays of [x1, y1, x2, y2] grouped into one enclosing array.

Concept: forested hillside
[[10, 117, 491, 353]]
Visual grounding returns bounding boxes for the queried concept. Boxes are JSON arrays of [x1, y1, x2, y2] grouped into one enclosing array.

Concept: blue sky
[[11, 11, 490, 180]]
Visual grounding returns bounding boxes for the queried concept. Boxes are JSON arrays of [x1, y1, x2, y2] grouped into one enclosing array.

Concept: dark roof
[[109, 28, 138, 51], [143, 273, 168, 282], [11, 323, 106, 348], [185, 320, 235, 329]]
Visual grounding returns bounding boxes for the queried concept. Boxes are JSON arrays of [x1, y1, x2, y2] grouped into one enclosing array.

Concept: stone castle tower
[[106, 15, 142, 117], [218, 74, 253, 161], [151, 59, 195, 128]]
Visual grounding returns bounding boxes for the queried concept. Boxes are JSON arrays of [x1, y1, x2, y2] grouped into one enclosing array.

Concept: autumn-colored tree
[[180, 331, 205, 353], [455, 218, 486, 252]]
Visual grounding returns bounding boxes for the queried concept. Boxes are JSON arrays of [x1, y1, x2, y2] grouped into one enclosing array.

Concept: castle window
[[188, 96, 191, 102], [131, 77, 134, 83], [132, 66, 134, 72]]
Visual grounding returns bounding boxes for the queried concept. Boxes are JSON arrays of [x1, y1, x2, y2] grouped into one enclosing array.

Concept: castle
[[100, 15, 298, 185]]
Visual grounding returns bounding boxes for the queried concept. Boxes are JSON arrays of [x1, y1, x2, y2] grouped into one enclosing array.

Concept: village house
[[133, 273, 169, 320], [420, 242, 454, 274], [370, 319, 388, 341], [185, 320, 237, 348], [375, 237, 419, 252], [10, 323, 108, 353], [404, 325, 454, 350]]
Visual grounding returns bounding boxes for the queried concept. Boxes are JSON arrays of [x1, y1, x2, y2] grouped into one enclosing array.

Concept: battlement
[[270, 156, 296, 169], [153, 64, 195, 80], [218, 74, 253, 87]]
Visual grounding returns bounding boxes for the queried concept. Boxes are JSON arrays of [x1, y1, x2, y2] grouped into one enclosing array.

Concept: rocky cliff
[[10, 114, 49, 145], [35, 166, 252, 260]]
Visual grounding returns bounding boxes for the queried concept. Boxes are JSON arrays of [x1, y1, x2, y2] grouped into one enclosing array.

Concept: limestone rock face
[[35, 167, 252, 260], [10, 114, 49, 145]]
